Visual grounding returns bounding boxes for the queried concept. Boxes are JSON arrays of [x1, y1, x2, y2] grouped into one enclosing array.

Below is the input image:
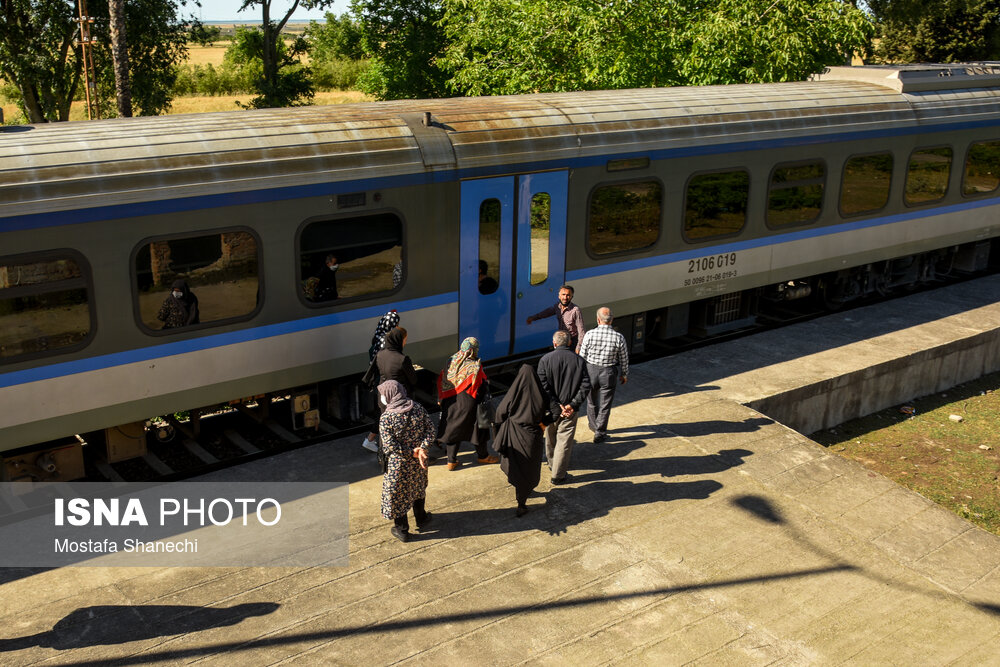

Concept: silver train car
[[2, 64, 999, 478]]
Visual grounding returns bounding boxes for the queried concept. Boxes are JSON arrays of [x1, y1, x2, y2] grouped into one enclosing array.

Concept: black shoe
[[390, 526, 410, 543], [415, 512, 433, 530], [515, 506, 529, 517], [551, 475, 569, 485], [593, 433, 606, 443]]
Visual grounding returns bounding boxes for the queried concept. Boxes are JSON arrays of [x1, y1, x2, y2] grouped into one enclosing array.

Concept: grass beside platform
[[812, 371, 1000, 537]]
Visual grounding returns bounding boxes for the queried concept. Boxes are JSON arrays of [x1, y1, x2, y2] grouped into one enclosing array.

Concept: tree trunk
[[108, 0, 133, 117]]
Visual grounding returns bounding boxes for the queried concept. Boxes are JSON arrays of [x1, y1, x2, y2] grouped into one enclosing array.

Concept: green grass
[[812, 371, 1000, 536]]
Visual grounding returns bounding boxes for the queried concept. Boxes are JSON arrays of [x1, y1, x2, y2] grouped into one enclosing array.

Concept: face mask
[[381, 395, 388, 405], [328, 264, 339, 271], [172, 291, 183, 299]]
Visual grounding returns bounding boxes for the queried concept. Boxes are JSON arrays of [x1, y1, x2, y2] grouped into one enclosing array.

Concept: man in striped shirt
[[578, 307, 629, 443]]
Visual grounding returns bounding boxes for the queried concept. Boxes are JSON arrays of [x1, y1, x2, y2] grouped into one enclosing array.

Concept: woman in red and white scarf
[[436, 337, 499, 470]]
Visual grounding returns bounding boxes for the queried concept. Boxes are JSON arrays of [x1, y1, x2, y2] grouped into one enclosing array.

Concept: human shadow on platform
[[652, 416, 774, 438], [0, 603, 279, 652], [567, 447, 753, 485], [415, 478, 724, 540]]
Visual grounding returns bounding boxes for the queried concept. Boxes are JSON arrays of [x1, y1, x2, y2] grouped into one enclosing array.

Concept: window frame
[[961, 139, 1000, 199], [0, 248, 97, 365], [295, 209, 406, 309], [838, 151, 894, 218], [903, 144, 954, 207], [584, 177, 664, 259], [765, 158, 827, 229], [682, 167, 751, 244], [130, 226, 264, 336]]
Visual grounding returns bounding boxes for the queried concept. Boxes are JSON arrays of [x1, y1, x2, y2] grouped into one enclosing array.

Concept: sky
[[192, 0, 350, 22]]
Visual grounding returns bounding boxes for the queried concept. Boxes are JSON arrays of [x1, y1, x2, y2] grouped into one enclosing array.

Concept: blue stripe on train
[[0, 292, 458, 389]]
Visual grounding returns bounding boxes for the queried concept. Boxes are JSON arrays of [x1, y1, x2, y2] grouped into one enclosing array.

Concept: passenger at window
[[157, 279, 200, 329], [315, 254, 340, 301], [478, 260, 498, 295], [525, 285, 585, 352]]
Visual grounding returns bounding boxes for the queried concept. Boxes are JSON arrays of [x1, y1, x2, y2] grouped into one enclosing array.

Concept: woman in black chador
[[495, 364, 553, 516], [157, 279, 200, 329]]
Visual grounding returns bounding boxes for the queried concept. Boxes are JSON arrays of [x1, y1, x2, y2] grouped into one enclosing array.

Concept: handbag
[[361, 357, 379, 391], [476, 384, 497, 430], [376, 441, 388, 473]]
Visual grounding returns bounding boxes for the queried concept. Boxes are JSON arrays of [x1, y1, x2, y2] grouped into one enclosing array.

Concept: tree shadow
[[0, 603, 279, 652]]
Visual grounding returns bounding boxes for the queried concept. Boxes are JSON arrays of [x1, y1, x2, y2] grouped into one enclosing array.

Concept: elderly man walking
[[578, 307, 629, 443], [537, 330, 591, 484]]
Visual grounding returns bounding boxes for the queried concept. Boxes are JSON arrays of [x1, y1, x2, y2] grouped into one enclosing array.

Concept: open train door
[[459, 171, 568, 361]]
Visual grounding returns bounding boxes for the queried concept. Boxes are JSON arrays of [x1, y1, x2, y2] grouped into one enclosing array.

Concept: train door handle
[[517, 292, 523, 299]]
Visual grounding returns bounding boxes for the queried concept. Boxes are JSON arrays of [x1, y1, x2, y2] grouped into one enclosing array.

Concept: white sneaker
[[361, 436, 378, 452]]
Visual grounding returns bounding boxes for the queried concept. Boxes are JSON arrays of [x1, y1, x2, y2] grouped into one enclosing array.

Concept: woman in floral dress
[[378, 380, 434, 542]]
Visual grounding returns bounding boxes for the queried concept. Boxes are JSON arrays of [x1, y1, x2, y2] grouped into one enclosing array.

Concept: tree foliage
[[235, 0, 335, 108], [868, 0, 1000, 63], [0, 0, 190, 122], [306, 11, 364, 61], [225, 24, 313, 108], [189, 22, 223, 47], [351, 0, 449, 100]]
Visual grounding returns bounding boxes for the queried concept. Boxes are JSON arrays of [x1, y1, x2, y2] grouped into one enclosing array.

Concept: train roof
[[4, 63, 1000, 221]]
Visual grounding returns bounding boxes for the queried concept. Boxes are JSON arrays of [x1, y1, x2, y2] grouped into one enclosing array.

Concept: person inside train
[[478, 260, 499, 295], [377, 380, 433, 543], [436, 337, 499, 470], [157, 279, 200, 329], [314, 254, 340, 301]]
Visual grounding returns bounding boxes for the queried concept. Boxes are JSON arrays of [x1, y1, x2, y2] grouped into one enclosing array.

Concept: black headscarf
[[384, 327, 406, 354], [170, 279, 200, 326]]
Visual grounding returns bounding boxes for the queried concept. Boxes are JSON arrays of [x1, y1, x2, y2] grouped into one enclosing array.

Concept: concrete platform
[[2, 277, 1000, 665]]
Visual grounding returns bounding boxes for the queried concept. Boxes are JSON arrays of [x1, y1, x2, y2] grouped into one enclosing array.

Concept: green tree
[[306, 11, 364, 61], [868, 0, 1000, 63], [225, 24, 313, 107], [0, 0, 191, 123], [439, 0, 872, 96], [189, 22, 223, 47], [352, 0, 449, 100], [440, 0, 681, 96], [677, 0, 874, 85], [235, 0, 335, 108]]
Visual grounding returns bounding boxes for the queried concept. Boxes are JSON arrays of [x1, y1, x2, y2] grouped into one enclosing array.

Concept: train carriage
[[2, 63, 999, 478]]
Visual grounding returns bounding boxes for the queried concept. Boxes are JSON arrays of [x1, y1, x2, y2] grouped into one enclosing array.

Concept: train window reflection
[[588, 180, 661, 255], [767, 161, 825, 227], [479, 199, 501, 295], [0, 252, 93, 362], [841, 153, 892, 216], [299, 213, 402, 304], [905, 147, 952, 205], [134, 230, 259, 332], [530, 193, 550, 285], [963, 140, 1000, 196], [684, 170, 749, 241]]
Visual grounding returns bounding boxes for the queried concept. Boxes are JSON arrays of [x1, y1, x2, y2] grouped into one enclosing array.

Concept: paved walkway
[[2, 282, 1000, 665]]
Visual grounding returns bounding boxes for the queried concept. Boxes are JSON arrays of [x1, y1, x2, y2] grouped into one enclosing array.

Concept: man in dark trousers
[[578, 306, 629, 443], [536, 330, 591, 483]]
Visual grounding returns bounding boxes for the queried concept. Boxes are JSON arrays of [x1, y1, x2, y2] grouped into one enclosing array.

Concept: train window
[[684, 170, 749, 241], [530, 193, 550, 285], [963, 140, 1000, 196], [299, 213, 403, 305], [841, 153, 892, 216], [767, 161, 825, 227], [134, 230, 260, 332], [588, 180, 662, 255], [905, 147, 952, 205], [479, 199, 501, 295], [0, 252, 93, 363]]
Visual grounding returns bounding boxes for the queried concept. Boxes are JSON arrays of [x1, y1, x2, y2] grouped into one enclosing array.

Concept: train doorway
[[459, 171, 568, 360]]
